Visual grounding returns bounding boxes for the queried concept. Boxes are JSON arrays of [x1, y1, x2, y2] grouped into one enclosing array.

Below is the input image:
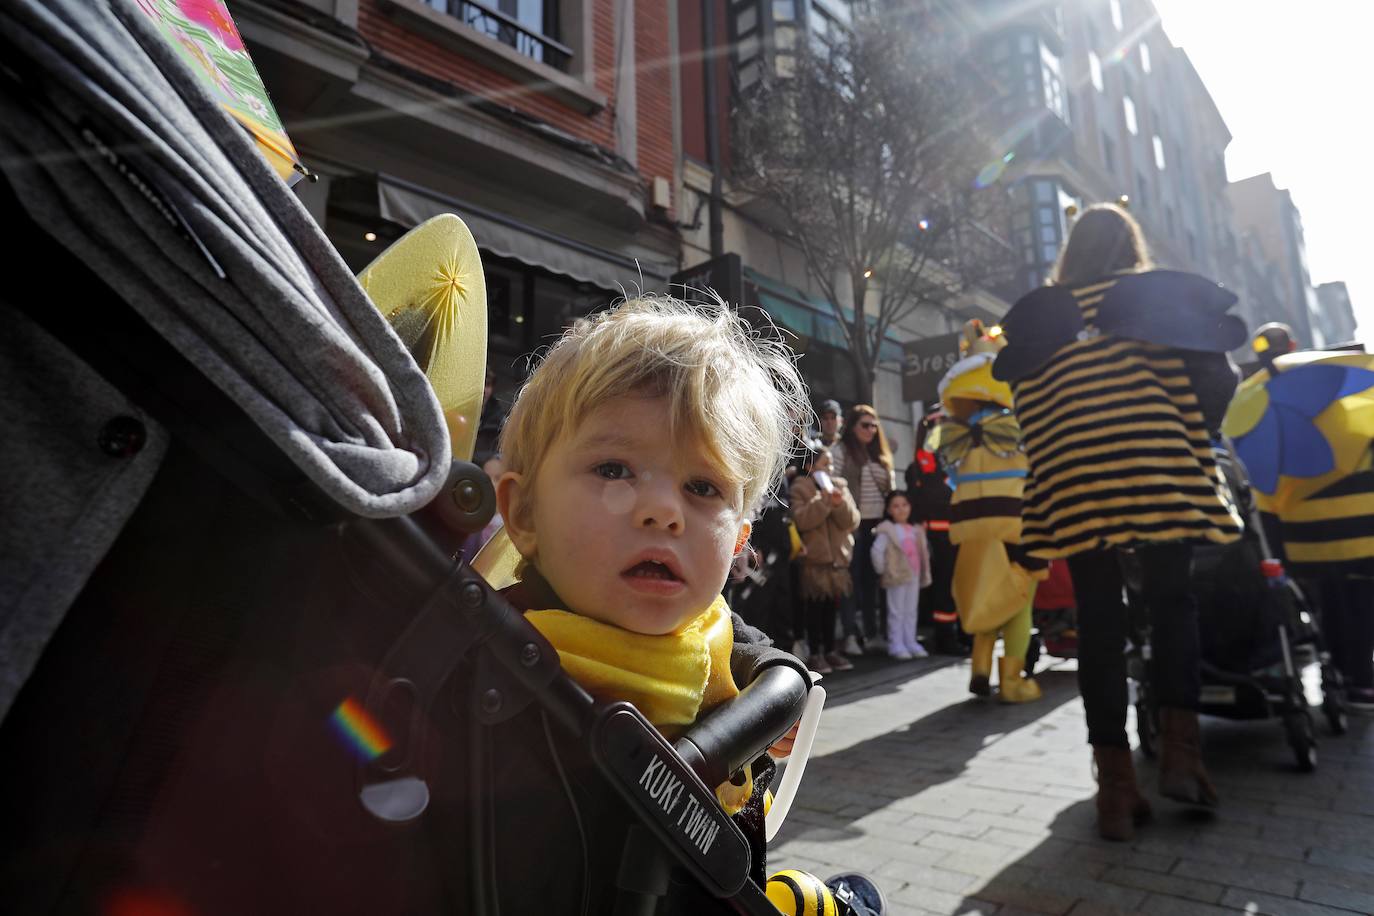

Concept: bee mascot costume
[[930, 320, 1047, 702]]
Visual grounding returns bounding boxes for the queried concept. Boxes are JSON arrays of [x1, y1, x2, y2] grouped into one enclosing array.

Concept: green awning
[[744, 267, 904, 361]]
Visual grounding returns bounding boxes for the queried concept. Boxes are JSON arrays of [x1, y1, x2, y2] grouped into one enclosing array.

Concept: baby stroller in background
[[1123, 441, 1346, 772], [1026, 559, 1078, 674]]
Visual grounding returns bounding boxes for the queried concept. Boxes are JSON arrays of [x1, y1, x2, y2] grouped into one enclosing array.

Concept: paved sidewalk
[[770, 653, 1374, 915]]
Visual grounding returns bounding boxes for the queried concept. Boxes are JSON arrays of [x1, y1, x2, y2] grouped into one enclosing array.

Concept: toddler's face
[[499, 395, 748, 635]]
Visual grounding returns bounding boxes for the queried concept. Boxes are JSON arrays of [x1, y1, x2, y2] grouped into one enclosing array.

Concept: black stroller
[[0, 5, 851, 914], [1124, 441, 1347, 772]]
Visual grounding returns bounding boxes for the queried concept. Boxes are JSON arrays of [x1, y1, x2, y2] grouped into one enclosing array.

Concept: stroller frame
[[1123, 442, 1347, 773], [1, 187, 811, 915]]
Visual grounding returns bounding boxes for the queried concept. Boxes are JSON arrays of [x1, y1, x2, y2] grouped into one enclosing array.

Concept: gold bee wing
[[358, 214, 488, 463]]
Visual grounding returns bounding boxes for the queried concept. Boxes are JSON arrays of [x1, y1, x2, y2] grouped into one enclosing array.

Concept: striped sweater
[[1011, 278, 1241, 558]]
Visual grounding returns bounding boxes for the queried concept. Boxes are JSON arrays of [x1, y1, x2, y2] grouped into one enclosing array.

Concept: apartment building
[[974, 0, 1240, 297], [1226, 172, 1325, 347], [236, 0, 681, 405], [1315, 281, 1359, 345]]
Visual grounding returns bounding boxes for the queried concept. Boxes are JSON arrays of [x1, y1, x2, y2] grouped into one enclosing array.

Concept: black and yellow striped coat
[[1000, 274, 1242, 559]]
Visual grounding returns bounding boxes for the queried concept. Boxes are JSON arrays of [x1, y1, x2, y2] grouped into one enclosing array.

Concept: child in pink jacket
[[870, 490, 932, 659]]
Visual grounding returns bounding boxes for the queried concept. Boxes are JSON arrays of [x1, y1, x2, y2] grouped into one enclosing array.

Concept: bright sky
[[1151, 0, 1374, 338]]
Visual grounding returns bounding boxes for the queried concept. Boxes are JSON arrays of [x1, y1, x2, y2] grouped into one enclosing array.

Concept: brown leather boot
[[1158, 707, 1219, 807], [1092, 746, 1152, 841]]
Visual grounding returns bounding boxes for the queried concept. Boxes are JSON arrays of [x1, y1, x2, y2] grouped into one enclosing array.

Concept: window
[[1088, 50, 1103, 92], [1123, 95, 1138, 135], [1110, 0, 1123, 31], [811, 0, 851, 26], [1041, 42, 1066, 120], [429, 0, 568, 70], [810, 5, 840, 50], [1140, 42, 1151, 74], [1102, 131, 1117, 173], [485, 253, 614, 360], [1153, 134, 1166, 170]]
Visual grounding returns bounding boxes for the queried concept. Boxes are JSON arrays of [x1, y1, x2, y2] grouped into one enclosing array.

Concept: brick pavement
[[769, 653, 1374, 916]]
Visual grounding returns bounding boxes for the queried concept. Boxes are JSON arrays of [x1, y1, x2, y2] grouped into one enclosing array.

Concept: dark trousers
[[851, 519, 883, 639], [1317, 576, 1374, 689], [1067, 543, 1200, 748], [805, 595, 841, 655]]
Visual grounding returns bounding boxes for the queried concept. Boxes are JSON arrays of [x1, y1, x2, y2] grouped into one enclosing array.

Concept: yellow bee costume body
[[931, 321, 1046, 702], [1224, 349, 1374, 574]]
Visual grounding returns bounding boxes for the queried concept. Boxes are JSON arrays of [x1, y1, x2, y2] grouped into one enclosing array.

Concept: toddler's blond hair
[[500, 295, 810, 515]]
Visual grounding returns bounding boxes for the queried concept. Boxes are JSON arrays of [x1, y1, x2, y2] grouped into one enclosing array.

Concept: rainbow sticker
[[331, 696, 392, 762]]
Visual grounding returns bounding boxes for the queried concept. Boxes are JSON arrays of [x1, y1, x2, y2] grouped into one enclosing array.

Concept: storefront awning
[[744, 267, 903, 362], [331, 174, 673, 294]]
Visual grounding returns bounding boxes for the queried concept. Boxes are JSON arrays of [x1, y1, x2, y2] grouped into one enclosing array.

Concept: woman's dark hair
[[883, 489, 912, 521], [840, 404, 894, 472], [1053, 203, 1152, 288]]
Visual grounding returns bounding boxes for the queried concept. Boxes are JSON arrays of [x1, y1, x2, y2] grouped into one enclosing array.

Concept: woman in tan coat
[[791, 443, 860, 673]]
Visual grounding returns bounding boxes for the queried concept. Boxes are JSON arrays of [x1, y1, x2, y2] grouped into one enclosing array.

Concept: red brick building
[[236, 0, 683, 400]]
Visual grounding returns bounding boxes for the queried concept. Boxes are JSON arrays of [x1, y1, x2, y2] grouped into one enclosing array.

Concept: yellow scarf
[[525, 596, 739, 737], [526, 595, 755, 813]]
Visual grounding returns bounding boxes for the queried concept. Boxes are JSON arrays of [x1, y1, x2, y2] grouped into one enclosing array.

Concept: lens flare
[[331, 696, 392, 761]]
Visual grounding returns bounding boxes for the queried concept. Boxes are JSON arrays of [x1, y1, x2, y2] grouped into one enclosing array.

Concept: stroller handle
[[673, 665, 810, 790]]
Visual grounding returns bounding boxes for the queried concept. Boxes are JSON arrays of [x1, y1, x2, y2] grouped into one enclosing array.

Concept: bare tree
[[734, 5, 1013, 404]]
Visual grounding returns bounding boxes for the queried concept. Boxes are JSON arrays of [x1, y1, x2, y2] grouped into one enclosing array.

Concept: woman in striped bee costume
[[992, 204, 1246, 841]]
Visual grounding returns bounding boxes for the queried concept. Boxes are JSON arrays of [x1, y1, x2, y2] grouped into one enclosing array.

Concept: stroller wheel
[[1283, 711, 1317, 772]]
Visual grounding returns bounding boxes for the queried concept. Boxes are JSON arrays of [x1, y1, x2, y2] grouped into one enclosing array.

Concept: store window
[[483, 254, 616, 383]]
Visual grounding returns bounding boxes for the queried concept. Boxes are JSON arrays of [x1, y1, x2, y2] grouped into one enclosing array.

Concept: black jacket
[[992, 270, 1245, 432]]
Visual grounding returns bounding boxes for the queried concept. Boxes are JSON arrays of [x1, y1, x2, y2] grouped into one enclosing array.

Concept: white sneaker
[[910, 641, 930, 659], [889, 650, 913, 661], [842, 635, 864, 656], [790, 639, 810, 661]]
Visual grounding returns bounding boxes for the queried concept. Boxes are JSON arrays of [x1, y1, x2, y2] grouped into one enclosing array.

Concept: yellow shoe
[[996, 656, 1042, 703]]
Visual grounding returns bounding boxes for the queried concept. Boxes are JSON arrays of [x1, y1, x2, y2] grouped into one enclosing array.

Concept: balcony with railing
[[382, 0, 604, 112], [424, 0, 572, 72]]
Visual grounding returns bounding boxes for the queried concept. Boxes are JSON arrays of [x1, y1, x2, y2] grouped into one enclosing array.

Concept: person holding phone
[[829, 405, 896, 654], [791, 443, 860, 673]]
